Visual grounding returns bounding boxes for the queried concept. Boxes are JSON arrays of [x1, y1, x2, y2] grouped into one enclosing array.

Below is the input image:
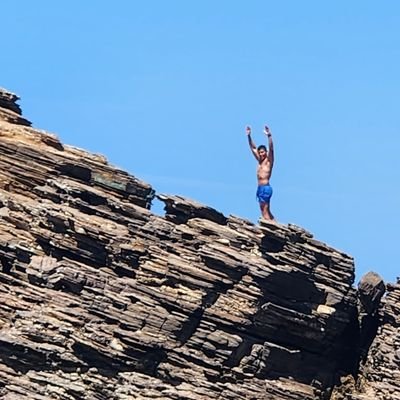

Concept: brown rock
[[0, 88, 397, 400]]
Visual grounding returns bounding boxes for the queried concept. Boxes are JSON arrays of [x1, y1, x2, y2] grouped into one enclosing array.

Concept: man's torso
[[257, 159, 272, 185]]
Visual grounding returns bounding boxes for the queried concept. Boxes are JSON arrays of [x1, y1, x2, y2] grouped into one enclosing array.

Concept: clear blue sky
[[3, 1, 399, 284]]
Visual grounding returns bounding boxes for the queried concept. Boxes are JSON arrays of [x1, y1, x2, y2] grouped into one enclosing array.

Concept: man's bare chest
[[257, 161, 271, 172]]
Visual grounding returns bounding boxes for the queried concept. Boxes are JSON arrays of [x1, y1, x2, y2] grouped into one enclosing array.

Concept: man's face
[[258, 149, 267, 161]]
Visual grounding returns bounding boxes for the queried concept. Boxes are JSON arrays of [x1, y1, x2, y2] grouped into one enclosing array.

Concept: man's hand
[[264, 125, 272, 136], [246, 126, 252, 136]]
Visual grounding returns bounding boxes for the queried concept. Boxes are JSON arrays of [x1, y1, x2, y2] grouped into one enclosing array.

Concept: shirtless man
[[246, 125, 275, 220]]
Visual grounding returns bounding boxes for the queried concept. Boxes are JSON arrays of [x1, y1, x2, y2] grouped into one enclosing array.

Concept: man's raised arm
[[264, 125, 274, 165], [246, 126, 259, 161]]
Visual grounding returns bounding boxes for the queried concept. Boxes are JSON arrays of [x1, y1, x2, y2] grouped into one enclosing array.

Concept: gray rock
[[358, 271, 386, 315]]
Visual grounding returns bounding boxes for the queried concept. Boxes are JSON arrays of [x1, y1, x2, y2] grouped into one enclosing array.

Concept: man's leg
[[260, 202, 274, 220]]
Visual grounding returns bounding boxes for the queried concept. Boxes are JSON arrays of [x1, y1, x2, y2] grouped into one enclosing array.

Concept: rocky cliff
[[0, 88, 398, 400]]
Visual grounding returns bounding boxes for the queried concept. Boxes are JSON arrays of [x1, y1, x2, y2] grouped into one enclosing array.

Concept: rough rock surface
[[358, 271, 386, 315], [0, 88, 31, 127], [331, 279, 400, 400], [0, 89, 398, 399]]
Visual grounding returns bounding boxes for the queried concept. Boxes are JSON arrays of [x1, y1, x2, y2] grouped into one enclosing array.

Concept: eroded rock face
[[332, 279, 400, 400], [0, 88, 31, 126], [358, 271, 386, 315], [0, 90, 398, 399]]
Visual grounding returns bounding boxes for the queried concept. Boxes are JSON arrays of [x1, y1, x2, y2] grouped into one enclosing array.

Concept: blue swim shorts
[[256, 184, 273, 204]]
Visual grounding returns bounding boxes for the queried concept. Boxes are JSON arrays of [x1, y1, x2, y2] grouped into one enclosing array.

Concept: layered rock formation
[[331, 276, 400, 400], [0, 87, 398, 399]]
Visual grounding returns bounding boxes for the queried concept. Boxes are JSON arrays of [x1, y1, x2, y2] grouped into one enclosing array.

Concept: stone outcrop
[[0, 88, 31, 127], [331, 278, 400, 400], [0, 88, 398, 399], [358, 280, 400, 398]]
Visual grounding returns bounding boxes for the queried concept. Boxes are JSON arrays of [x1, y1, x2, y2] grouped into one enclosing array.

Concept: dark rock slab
[[0, 88, 31, 126], [158, 193, 227, 225], [358, 271, 385, 315]]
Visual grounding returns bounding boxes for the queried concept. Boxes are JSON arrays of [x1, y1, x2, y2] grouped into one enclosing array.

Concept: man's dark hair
[[257, 145, 267, 152]]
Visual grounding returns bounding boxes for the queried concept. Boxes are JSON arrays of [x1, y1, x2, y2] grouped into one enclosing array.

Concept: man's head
[[257, 145, 267, 161]]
